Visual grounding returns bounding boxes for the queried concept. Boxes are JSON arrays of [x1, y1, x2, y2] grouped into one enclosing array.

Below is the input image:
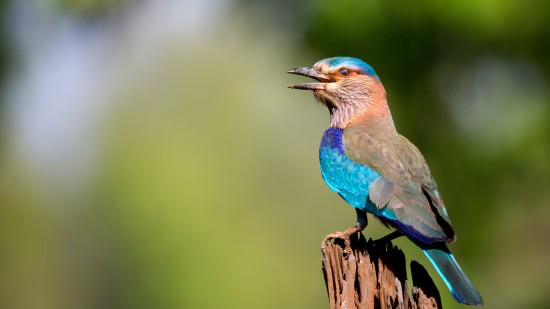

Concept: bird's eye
[[339, 68, 351, 77]]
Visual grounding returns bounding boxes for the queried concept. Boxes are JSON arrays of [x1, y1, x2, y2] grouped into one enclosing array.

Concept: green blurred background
[[1, 0, 549, 308]]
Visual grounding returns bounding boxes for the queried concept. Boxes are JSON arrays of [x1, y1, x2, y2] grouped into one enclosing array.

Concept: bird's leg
[[322, 209, 368, 258], [374, 230, 403, 246]]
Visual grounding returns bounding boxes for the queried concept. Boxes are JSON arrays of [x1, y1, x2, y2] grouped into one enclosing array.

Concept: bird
[[287, 56, 483, 306]]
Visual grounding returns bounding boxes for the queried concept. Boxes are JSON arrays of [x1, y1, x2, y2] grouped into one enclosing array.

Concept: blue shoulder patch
[[320, 128, 345, 154]]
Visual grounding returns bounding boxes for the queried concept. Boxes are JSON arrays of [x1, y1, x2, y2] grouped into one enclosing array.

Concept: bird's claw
[[321, 221, 366, 259], [373, 230, 403, 248], [322, 231, 354, 258]]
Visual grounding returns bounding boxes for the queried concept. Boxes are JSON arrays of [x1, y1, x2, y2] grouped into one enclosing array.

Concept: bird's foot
[[321, 224, 365, 259], [373, 230, 403, 248], [322, 231, 352, 257]]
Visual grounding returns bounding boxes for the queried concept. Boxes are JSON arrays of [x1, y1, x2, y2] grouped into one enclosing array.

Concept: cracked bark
[[322, 234, 441, 309]]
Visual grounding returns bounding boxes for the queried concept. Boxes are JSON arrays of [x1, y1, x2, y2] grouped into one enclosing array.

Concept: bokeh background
[[1, 1, 549, 308]]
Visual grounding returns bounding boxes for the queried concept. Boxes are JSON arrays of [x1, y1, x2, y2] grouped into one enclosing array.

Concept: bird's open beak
[[287, 67, 331, 90]]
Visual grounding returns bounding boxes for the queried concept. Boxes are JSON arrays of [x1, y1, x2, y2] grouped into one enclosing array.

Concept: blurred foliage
[[1, 1, 550, 309], [0, 0, 8, 93], [51, 0, 123, 15]]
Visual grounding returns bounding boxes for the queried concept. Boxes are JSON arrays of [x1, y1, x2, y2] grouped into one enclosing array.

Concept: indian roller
[[287, 57, 483, 306]]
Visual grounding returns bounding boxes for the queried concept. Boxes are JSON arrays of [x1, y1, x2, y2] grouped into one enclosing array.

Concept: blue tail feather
[[423, 248, 484, 306]]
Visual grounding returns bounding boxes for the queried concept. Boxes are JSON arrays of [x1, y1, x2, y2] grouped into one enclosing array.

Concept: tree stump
[[321, 233, 442, 309]]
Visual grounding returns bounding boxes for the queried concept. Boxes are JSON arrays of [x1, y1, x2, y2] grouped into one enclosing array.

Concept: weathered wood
[[321, 234, 441, 309]]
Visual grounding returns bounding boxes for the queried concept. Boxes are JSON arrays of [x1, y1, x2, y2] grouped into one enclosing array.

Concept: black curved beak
[[287, 67, 331, 90]]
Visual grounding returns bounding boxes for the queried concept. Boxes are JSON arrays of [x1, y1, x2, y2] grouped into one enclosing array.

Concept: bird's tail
[[423, 248, 484, 306]]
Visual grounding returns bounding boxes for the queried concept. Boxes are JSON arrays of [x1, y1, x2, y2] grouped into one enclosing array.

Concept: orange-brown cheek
[[328, 73, 340, 81], [329, 72, 357, 81]]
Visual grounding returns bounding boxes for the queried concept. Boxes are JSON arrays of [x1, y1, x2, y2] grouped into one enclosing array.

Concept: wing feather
[[343, 127, 455, 243]]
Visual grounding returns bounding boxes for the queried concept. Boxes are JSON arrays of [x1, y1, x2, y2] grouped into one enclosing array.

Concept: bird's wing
[[343, 128, 455, 243], [394, 135, 454, 239]]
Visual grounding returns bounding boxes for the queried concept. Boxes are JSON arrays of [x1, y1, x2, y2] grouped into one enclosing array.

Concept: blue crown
[[318, 57, 378, 78]]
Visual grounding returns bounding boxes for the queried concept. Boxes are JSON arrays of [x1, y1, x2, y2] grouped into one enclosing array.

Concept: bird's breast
[[319, 128, 380, 212]]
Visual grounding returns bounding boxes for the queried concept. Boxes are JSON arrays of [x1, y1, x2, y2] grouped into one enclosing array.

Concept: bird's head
[[288, 57, 388, 128]]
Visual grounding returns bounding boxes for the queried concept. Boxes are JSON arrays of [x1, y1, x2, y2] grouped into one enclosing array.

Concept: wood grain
[[321, 234, 441, 309]]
